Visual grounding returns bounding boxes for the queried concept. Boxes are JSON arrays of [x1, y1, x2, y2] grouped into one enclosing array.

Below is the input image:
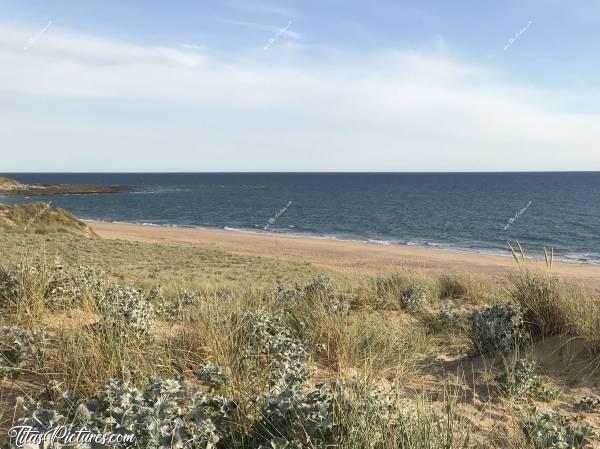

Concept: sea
[[1, 172, 599, 264]]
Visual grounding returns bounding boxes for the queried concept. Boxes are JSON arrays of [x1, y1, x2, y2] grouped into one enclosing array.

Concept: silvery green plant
[[179, 290, 200, 305], [275, 282, 304, 305], [496, 359, 559, 402], [400, 285, 430, 310], [469, 302, 529, 354], [245, 311, 308, 362], [0, 265, 19, 306], [302, 276, 335, 298], [244, 310, 339, 446], [148, 286, 179, 320], [522, 409, 596, 449], [155, 289, 202, 319], [324, 298, 351, 315], [0, 258, 105, 309], [14, 376, 237, 449], [438, 305, 461, 328], [47, 261, 106, 308], [96, 284, 156, 337], [576, 397, 600, 413], [0, 326, 47, 379], [276, 276, 336, 306], [258, 438, 303, 449], [196, 363, 229, 389]]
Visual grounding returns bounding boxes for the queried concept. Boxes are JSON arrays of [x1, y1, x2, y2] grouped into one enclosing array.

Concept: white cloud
[[1, 23, 599, 171]]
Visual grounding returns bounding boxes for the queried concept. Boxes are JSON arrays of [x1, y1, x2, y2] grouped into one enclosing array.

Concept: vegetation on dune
[[0, 177, 24, 188], [0, 203, 97, 237], [0, 231, 599, 448]]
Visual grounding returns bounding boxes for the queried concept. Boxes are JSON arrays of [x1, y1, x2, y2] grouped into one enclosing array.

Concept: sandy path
[[88, 222, 600, 284]]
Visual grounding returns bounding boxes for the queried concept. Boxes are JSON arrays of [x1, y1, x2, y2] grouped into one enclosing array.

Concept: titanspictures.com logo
[[8, 425, 136, 447]]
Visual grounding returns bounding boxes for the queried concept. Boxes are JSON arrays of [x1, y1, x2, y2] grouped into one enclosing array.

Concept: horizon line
[[3, 170, 600, 175]]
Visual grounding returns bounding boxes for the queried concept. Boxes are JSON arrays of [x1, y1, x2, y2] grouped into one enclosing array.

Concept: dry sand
[[89, 221, 600, 285]]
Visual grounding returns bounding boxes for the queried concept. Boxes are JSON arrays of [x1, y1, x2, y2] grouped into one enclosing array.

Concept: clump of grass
[[45, 321, 175, 395], [334, 382, 471, 449], [304, 308, 431, 378], [510, 269, 565, 337], [438, 274, 468, 300], [511, 269, 600, 353], [368, 271, 433, 309], [0, 256, 53, 326]]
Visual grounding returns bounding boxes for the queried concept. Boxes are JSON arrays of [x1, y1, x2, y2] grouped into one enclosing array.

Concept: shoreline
[[87, 220, 600, 283], [85, 219, 515, 258]]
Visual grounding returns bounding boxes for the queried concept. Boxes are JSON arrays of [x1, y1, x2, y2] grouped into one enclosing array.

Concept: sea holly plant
[[0, 265, 19, 306], [522, 408, 596, 449], [576, 396, 600, 413], [400, 284, 430, 310], [47, 260, 106, 308], [275, 282, 304, 305], [0, 326, 48, 379], [196, 363, 229, 389], [243, 310, 338, 447], [0, 257, 106, 310], [94, 284, 156, 337], [469, 302, 529, 354], [13, 376, 237, 449], [275, 276, 336, 306], [496, 359, 559, 402]]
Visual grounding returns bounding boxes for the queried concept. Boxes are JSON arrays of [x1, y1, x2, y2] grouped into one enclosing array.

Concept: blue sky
[[1, 0, 600, 171]]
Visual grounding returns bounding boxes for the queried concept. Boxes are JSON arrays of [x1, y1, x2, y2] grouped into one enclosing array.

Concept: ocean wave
[[367, 239, 391, 245]]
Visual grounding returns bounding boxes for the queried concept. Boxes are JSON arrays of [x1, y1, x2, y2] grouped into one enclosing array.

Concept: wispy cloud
[[1, 23, 600, 171]]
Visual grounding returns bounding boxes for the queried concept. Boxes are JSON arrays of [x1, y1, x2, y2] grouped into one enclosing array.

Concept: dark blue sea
[[2, 172, 599, 264]]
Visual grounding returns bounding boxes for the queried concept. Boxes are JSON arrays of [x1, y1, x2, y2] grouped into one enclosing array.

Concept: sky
[[1, 0, 600, 172]]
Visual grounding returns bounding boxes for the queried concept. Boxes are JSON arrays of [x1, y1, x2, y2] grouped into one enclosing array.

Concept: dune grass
[[1, 231, 599, 448]]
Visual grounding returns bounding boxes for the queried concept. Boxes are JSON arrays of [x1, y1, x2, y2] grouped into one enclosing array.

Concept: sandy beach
[[88, 221, 600, 283]]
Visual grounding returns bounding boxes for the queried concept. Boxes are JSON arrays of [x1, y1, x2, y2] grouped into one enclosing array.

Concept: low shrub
[[469, 302, 529, 354], [275, 282, 304, 304], [95, 285, 156, 337], [0, 326, 48, 379], [46, 261, 106, 308], [496, 359, 559, 402], [276, 276, 336, 306], [0, 257, 105, 314], [576, 397, 600, 413], [303, 276, 335, 298], [420, 306, 465, 335], [14, 377, 237, 449], [522, 409, 596, 449], [196, 363, 229, 388], [400, 285, 430, 311]]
